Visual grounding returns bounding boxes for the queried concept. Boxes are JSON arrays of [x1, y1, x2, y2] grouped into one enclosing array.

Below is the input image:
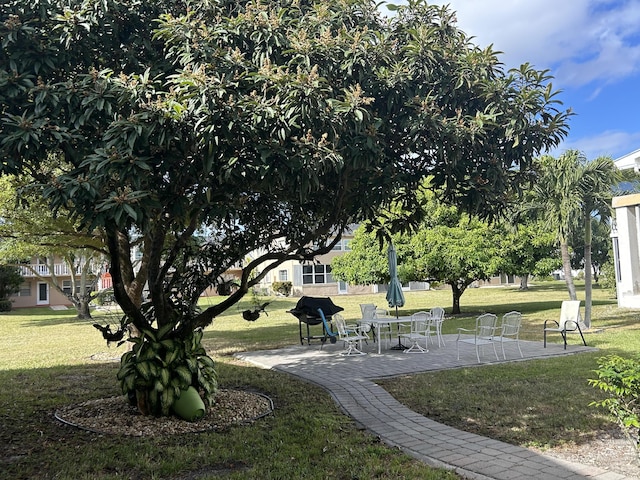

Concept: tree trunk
[[450, 282, 463, 314], [560, 241, 577, 300], [583, 212, 592, 329], [519, 274, 529, 290], [75, 295, 93, 319]]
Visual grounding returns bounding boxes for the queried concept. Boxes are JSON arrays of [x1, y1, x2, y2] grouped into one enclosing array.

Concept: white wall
[[612, 194, 640, 308]]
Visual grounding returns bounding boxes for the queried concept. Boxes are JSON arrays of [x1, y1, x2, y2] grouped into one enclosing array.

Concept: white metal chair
[[429, 307, 446, 347], [497, 311, 523, 359], [373, 308, 394, 349], [359, 304, 377, 341], [359, 303, 377, 317], [400, 311, 431, 353], [333, 314, 368, 356], [543, 300, 587, 349], [456, 313, 499, 362]]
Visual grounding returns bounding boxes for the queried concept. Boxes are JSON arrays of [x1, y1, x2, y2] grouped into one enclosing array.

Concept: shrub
[[117, 327, 217, 416], [92, 288, 115, 306], [589, 355, 640, 455], [0, 299, 12, 312], [599, 261, 617, 295], [272, 281, 292, 296], [0, 265, 22, 301]]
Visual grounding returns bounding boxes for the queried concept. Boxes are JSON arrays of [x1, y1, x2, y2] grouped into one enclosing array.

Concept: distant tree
[[331, 228, 393, 286], [0, 265, 23, 311], [0, 176, 105, 318], [497, 221, 559, 290], [405, 215, 501, 314]]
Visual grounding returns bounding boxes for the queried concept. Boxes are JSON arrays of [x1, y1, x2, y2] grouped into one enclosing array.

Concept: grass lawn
[[1, 280, 638, 479]]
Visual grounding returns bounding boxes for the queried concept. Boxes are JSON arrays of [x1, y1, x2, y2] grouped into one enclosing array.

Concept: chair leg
[[577, 325, 587, 346], [404, 337, 427, 353], [341, 339, 366, 356], [501, 340, 523, 360]]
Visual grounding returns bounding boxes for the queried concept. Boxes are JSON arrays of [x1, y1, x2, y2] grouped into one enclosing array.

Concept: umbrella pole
[[390, 305, 408, 350]]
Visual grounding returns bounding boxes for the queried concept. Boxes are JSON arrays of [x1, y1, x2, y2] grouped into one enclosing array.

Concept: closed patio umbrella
[[386, 242, 406, 350], [386, 242, 405, 316]]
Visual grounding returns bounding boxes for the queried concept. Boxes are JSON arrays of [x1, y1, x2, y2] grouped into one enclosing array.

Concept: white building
[[611, 150, 640, 307]]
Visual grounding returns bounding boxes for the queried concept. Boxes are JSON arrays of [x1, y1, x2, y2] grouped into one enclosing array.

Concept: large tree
[[0, 0, 570, 415]]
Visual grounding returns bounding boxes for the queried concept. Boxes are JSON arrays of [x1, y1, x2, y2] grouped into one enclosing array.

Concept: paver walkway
[[237, 335, 633, 480]]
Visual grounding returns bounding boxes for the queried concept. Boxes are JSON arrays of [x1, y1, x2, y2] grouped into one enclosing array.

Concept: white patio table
[[364, 316, 416, 354]]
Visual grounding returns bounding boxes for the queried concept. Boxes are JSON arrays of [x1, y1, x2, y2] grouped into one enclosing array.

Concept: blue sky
[[388, 1, 640, 161]]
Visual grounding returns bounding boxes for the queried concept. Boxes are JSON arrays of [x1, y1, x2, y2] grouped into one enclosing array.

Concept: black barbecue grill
[[287, 296, 344, 345]]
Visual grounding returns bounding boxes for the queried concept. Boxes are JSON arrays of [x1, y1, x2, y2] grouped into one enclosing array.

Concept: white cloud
[[385, 1, 640, 155], [550, 129, 640, 160], [400, 0, 640, 88]]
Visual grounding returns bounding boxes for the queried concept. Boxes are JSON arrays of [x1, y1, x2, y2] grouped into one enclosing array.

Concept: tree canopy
[[496, 221, 559, 289], [1, 0, 570, 414]]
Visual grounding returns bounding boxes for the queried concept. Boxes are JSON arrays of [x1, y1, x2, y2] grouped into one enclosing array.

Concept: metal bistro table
[[366, 316, 414, 354]]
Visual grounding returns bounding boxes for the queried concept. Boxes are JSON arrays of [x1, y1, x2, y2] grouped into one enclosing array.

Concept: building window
[[62, 280, 72, 294], [330, 239, 352, 251], [278, 270, 288, 282], [302, 264, 334, 284], [19, 284, 31, 296]]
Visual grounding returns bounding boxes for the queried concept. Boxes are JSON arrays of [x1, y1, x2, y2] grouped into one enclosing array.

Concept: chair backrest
[[333, 314, 348, 337], [374, 308, 390, 318], [501, 311, 522, 336], [476, 313, 498, 337], [559, 300, 581, 331], [360, 304, 377, 320], [411, 311, 430, 334], [430, 307, 445, 323]]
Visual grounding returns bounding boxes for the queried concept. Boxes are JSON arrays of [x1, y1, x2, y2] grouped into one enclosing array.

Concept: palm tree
[[529, 151, 619, 327], [531, 151, 583, 301], [578, 155, 620, 327]]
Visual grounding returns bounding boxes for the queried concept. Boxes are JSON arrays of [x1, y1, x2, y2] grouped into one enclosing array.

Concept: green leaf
[[136, 361, 152, 380]]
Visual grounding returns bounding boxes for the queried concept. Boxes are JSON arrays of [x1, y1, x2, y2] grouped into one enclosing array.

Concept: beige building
[[11, 258, 78, 308], [255, 228, 431, 297]]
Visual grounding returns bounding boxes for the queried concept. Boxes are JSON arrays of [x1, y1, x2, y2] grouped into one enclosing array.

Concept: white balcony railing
[[18, 264, 77, 277]]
